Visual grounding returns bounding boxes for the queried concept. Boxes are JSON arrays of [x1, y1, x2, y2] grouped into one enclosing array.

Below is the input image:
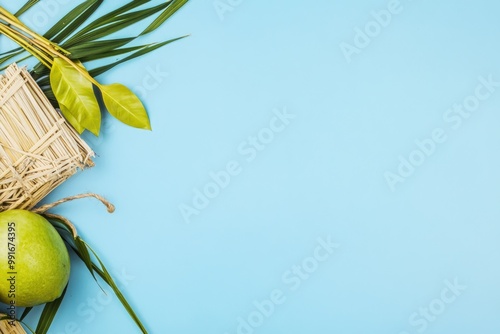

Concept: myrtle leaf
[[50, 58, 101, 135], [59, 104, 85, 134], [100, 83, 151, 130]]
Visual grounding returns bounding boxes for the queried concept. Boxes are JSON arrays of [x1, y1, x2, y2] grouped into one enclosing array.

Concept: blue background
[[4, 0, 500, 333]]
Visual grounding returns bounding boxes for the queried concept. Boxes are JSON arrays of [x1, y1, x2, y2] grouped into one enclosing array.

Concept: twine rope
[[33, 193, 115, 214]]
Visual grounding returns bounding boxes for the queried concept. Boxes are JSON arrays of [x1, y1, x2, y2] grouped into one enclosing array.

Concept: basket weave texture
[[0, 316, 26, 333], [0, 64, 94, 212]]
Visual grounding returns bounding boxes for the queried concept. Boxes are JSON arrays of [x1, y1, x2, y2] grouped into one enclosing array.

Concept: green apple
[[0, 210, 70, 307]]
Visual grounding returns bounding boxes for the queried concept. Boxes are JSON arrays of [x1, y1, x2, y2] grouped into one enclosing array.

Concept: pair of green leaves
[[50, 58, 150, 135]]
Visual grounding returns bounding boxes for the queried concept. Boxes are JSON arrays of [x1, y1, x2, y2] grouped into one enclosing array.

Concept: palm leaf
[[35, 287, 67, 334], [0, 49, 24, 67], [62, 0, 151, 46], [11, 0, 190, 83], [66, 37, 135, 59], [19, 307, 32, 321], [34, 40, 167, 86], [78, 44, 154, 63], [14, 0, 40, 17], [0, 47, 23, 57], [63, 2, 171, 48], [45, 0, 104, 43], [142, 0, 189, 35], [31, 0, 105, 76], [46, 212, 148, 333], [83, 240, 149, 334], [90, 35, 187, 77]]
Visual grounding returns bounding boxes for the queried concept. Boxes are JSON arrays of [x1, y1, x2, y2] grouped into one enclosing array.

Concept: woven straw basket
[[0, 316, 26, 334], [0, 64, 94, 212]]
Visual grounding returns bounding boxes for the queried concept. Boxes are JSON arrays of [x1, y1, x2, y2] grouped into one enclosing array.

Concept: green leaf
[[0, 49, 25, 67], [100, 83, 151, 130], [50, 58, 101, 135], [11, 0, 190, 79], [141, 0, 189, 35], [83, 240, 149, 334], [20, 307, 32, 321], [0, 46, 23, 57], [79, 44, 153, 63], [22, 323, 36, 334], [14, 0, 40, 17], [44, 213, 148, 334], [64, 2, 171, 48], [63, 0, 151, 47], [44, 0, 103, 43], [59, 104, 85, 134], [67, 37, 135, 59], [89, 36, 187, 77], [35, 286, 67, 334], [30, 0, 104, 76], [74, 236, 101, 284], [64, 238, 148, 333]]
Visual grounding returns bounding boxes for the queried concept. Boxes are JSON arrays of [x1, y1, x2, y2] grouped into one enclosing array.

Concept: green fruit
[[0, 210, 70, 307]]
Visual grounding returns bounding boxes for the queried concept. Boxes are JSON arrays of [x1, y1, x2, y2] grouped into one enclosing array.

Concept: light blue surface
[[5, 0, 500, 333]]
